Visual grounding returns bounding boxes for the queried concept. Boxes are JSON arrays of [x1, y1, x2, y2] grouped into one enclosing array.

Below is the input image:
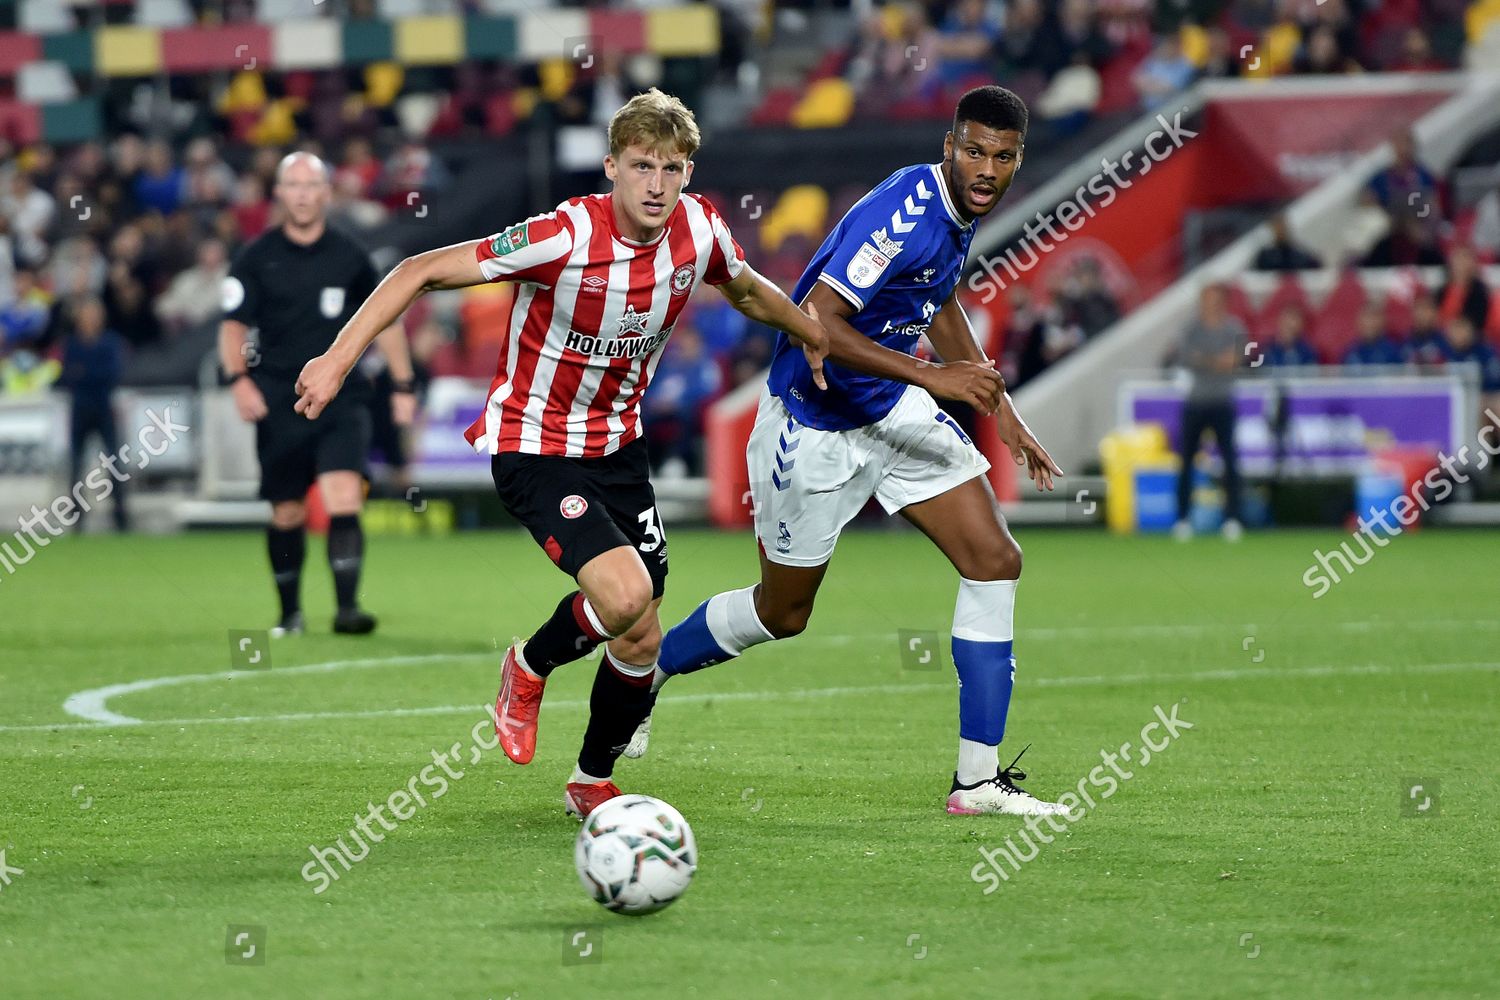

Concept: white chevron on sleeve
[[916, 178, 933, 200], [904, 194, 926, 216], [889, 209, 916, 234]]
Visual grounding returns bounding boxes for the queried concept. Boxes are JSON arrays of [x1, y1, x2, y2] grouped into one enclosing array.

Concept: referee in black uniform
[[218, 151, 415, 636]]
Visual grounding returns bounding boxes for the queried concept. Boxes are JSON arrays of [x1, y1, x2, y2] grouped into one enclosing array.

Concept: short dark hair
[[953, 86, 1028, 137]]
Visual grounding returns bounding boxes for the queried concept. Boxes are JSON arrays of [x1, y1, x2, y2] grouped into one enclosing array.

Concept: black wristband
[[392, 380, 416, 394], [228, 371, 251, 386]]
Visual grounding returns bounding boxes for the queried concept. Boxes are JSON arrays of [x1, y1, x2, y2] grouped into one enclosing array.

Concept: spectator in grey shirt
[[1172, 284, 1245, 541]]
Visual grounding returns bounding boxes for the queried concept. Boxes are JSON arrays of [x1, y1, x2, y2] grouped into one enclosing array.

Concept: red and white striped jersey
[[463, 192, 746, 458]]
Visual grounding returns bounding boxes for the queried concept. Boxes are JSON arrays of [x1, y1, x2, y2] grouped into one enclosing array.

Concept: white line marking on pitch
[[60, 652, 490, 726], [4, 658, 1495, 735], [47, 612, 1500, 725]]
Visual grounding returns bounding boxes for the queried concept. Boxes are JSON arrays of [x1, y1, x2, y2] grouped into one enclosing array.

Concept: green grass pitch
[[0, 526, 1495, 998]]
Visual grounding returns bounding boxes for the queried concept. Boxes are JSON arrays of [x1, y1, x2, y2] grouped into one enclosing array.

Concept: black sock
[[327, 514, 364, 612], [522, 591, 613, 677], [576, 652, 657, 780], [267, 525, 305, 619]]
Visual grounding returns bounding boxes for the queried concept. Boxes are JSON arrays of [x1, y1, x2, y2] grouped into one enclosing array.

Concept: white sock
[[708, 585, 775, 653], [570, 766, 609, 784], [604, 649, 655, 679], [957, 739, 999, 786]]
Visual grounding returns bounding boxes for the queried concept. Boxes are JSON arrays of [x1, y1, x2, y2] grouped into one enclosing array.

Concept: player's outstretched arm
[[714, 265, 829, 390], [925, 288, 1062, 491], [802, 281, 1005, 414], [295, 240, 487, 420]]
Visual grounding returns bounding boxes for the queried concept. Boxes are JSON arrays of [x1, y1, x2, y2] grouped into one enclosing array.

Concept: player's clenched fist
[[294, 352, 348, 420], [918, 359, 1005, 415]]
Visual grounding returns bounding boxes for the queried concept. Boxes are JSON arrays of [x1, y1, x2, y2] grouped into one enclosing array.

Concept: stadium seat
[[1467, 0, 1500, 44], [749, 87, 799, 127], [1253, 275, 1312, 339], [396, 93, 443, 138], [219, 70, 269, 114], [365, 62, 405, 109], [483, 92, 518, 137], [1383, 288, 1418, 341], [1223, 283, 1256, 329], [791, 78, 855, 129], [1310, 270, 1367, 362], [759, 185, 829, 254]]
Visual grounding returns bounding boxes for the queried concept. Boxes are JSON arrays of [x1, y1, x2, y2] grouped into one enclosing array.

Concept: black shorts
[[491, 439, 668, 598], [255, 379, 371, 503]]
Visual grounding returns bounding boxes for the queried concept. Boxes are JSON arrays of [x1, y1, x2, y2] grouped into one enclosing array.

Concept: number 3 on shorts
[[637, 507, 663, 552]]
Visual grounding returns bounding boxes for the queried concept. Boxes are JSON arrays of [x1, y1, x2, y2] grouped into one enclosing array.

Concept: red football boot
[[494, 643, 545, 764], [564, 779, 623, 820]]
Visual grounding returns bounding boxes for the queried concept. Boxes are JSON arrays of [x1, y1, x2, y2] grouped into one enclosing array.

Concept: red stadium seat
[[1253, 274, 1312, 340], [1223, 283, 1256, 329], [1310, 269, 1367, 362], [749, 87, 799, 127], [1384, 288, 1417, 341]]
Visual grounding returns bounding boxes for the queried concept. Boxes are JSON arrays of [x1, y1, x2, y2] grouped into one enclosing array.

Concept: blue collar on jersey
[[929, 164, 974, 231]]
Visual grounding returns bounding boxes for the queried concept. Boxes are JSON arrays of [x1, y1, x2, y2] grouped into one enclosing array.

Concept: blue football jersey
[[767, 163, 976, 430]]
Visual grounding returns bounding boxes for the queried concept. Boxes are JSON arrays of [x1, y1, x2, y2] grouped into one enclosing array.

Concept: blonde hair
[[608, 88, 701, 160]]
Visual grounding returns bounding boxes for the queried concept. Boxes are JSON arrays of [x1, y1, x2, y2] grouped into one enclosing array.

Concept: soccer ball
[[574, 794, 697, 915]]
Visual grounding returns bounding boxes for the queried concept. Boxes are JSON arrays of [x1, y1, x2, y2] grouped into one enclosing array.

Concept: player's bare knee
[[594, 581, 654, 635], [965, 539, 1022, 582], [614, 629, 661, 665], [270, 502, 306, 530], [762, 603, 813, 640]]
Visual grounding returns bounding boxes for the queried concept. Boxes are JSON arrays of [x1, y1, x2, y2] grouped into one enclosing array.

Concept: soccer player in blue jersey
[[631, 86, 1069, 816]]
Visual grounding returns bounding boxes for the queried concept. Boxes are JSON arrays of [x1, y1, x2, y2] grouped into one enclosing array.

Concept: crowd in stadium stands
[[1, 0, 1498, 481]]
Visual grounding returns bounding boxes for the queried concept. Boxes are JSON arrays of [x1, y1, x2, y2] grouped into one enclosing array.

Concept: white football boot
[[946, 747, 1070, 817], [622, 712, 652, 759]]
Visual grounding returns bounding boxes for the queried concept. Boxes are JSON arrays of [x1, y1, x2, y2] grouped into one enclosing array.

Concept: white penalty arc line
[[5, 658, 1497, 735], [60, 652, 493, 726], [46, 613, 1500, 727]]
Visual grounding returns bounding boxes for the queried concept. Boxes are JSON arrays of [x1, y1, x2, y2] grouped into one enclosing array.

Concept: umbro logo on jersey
[[581, 275, 608, 293], [618, 304, 652, 336]]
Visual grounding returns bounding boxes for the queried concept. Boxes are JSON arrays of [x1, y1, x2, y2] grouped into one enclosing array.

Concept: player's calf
[[566, 651, 655, 812]]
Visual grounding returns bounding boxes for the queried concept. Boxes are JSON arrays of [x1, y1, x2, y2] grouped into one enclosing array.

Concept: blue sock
[[953, 638, 1015, 744], [659, 585, 775, 677], [659, 600, 732, 676]]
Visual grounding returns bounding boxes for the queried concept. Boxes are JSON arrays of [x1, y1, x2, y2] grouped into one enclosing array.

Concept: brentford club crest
[[670, 263, 695, 295], [560, 495, 589, 519]]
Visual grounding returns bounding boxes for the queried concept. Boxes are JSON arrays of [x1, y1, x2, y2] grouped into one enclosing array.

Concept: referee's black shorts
[[491, 439, 668, 598], [255, 378, 371, 504]]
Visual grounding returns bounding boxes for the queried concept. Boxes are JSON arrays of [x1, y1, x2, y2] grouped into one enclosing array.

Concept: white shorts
[[748, 385, 991, 567]]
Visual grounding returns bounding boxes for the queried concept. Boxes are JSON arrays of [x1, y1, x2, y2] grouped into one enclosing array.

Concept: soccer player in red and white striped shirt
[[293, 90, 828, 818]]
